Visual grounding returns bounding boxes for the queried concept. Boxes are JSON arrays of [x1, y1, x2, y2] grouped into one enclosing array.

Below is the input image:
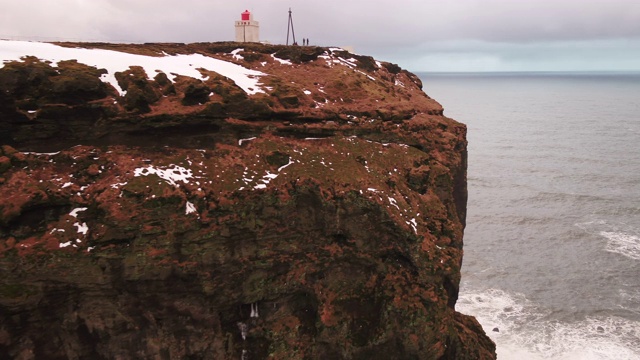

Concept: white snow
[[254, 171, 278, 190], [134, 164, 192, 186], [185, 201, 197, 215], [238, 137, 256, 146], [388, 197, 400, 210], [338, 57, 358, 68], [74, 222, 89, 235], [356, 69, 376, 81], [271, 53, 292, 65], [303, 89, 312, 95], [59, 241, 73, 248], [111, 182, 128, 189], [0, 40, 266, 95], [22, 151, 60, 156], [231, 48, 244, 60], [408, 218, 418, 234], [69, 207, 87, 218], [250, 303, 259, 318], [61, 182, 73, 188], [277, 158, 295, 172]]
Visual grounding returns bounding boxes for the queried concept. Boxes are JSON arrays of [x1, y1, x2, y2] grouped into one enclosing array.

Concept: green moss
[[122, 174, 171, 198], [181, 81, 211, 106], [0, 283, 39, 298]]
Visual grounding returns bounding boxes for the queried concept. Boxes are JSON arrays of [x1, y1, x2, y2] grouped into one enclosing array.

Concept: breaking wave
[[457, 289, 640, 360], [576, 220, 640, 261]]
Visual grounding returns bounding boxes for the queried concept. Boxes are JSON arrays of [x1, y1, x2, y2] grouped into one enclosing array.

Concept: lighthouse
[[235, 10, 260, 43]]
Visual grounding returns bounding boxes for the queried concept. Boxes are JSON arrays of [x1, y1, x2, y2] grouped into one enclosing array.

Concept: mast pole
[[286, 8, 291, 45], [286, 8, 297, 45]]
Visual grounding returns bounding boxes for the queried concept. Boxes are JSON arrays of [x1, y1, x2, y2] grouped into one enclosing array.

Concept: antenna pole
[[286, 8, 297, 45]]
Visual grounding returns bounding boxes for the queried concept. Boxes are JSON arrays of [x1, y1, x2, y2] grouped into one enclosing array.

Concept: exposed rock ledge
[[0, 41, 495, 359]]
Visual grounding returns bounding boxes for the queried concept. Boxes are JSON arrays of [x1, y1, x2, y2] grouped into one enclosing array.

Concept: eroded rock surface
[[0, 41, 495, 359]]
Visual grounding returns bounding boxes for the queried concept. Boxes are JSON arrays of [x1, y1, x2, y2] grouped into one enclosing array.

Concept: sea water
[[417, 72, 640, 359]]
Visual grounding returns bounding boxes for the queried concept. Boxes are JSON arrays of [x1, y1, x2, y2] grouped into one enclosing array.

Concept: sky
[[2, 0, 640, 72]]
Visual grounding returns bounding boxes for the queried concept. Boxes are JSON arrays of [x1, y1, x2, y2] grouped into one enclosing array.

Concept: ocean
[[417, 72, 640, 359]]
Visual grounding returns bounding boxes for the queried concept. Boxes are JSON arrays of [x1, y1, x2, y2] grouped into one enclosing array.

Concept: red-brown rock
[[0, 42, 495, 359]]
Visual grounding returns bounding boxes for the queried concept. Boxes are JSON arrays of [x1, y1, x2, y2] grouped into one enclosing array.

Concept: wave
[[600, 232, 640, 261], [457, 289, 640, 360], [575, 220, 640, 261]]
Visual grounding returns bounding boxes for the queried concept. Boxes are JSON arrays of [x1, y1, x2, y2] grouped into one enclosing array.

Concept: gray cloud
[[2, 0, 640, 71]]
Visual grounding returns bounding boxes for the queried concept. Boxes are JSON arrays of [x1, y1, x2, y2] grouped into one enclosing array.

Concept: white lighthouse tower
[[235, 10, 260, 43]]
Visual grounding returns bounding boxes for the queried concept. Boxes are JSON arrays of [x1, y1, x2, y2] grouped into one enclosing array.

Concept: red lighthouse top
[[241, 10, 251, 21]]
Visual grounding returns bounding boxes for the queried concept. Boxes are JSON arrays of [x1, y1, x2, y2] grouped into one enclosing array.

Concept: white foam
[[600, 231, 640, 260], [457, 289, 640, 360], [575, 220, 640, 261]]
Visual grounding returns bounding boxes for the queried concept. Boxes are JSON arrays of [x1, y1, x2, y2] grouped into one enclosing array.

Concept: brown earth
[[0, 42, 495, 359]]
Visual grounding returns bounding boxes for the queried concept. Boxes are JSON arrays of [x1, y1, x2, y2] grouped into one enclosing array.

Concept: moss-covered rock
[[0, 41, 494, 359]]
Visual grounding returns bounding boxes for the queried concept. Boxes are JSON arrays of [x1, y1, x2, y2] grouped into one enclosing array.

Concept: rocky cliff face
[[0, 41, 495, 359]]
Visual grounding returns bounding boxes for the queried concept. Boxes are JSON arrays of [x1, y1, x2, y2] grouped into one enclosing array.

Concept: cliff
[[0, 40, 495, 359]]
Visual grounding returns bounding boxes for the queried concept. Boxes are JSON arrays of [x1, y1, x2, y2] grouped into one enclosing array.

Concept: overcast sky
[[2, 0, 640, 72]]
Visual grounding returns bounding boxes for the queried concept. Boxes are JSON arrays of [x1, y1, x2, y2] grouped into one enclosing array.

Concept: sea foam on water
[[600, 231, 640, 261], [457, 289, 640, 360]]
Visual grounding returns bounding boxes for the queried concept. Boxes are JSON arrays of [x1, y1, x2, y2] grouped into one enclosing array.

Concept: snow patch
[[69, 207, 87, 218], [0, 40, 266, 95], [271, 53, 292, 65], [407, 218, 418, 234], [74, 222, 89, 235], [238, 137, 256, 146], [134, 165, 193, 186], [388, 197, 400, 210], [185, 201, 197, 215], [22, 151, 60, 156], [231, 48, 244, 60], [278, 158, 295, 172], [110, 182, 127, 189]]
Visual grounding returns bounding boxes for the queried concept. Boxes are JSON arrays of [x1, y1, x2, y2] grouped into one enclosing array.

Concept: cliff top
[[1, 40, 441, 133]]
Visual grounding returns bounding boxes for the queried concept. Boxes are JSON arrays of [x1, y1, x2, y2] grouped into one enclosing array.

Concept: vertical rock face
[[0, 41, 495, 359]]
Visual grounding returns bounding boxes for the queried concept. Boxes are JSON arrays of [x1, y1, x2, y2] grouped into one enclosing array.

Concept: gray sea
[[418, 72, 640, 359]]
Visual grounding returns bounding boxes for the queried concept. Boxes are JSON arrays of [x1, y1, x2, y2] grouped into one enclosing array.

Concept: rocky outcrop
[[0, 41, 495, 359]]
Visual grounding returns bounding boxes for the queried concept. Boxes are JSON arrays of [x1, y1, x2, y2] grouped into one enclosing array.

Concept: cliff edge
[[0, 40, 495, 359]]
